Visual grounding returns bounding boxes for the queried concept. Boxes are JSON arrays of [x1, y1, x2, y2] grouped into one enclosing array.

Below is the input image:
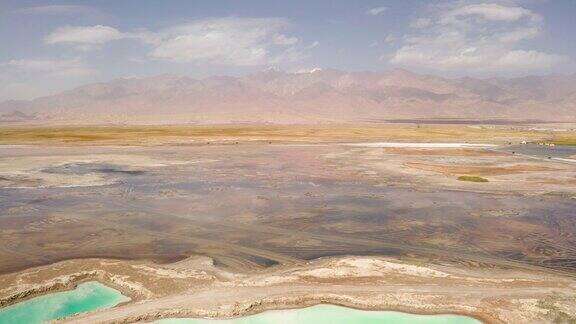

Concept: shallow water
[[2, 144, 576, 275], [0, 281, 129, 324], [501, 144, 576, 158], [344, 142, 496, 148], [157, 305, 481, 324]]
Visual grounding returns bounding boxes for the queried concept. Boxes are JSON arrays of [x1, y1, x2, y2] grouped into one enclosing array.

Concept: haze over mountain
[[2, 69, 576, 125]]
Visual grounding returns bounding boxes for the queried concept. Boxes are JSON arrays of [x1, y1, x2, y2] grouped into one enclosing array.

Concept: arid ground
[[1, 124, 576, 323]]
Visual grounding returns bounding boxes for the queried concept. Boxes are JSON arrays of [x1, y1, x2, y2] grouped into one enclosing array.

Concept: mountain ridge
[[2, 69, 575, 125]]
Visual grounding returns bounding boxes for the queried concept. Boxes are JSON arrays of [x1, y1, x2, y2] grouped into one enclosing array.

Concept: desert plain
[[1, 123, 576, 323]]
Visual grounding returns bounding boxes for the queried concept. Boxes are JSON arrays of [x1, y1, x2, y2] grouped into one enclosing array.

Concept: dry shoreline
[[132, 295, 493, 324], [1, 276, 492, 324], [1, 256, 575, 323], [0, 260, 493, 324]]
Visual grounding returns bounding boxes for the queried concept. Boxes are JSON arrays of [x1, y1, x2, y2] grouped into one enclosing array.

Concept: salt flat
[[1, 126, 575, 323]]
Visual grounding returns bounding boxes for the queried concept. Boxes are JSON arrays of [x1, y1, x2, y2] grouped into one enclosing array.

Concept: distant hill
[[1, 69, 575, 125]]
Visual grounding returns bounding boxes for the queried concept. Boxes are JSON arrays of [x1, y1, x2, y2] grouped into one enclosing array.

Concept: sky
[[0, 0, 575, 101]]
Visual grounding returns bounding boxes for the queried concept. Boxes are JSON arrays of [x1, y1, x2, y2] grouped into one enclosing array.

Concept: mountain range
[[2, 69, 576, 125]]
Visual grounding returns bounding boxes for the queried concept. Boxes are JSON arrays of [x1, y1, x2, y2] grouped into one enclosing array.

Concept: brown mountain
[[1, 69, 575, 125]]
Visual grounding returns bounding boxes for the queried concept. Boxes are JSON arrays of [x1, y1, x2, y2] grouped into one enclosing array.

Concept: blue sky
[[0, 0, 575, 100]]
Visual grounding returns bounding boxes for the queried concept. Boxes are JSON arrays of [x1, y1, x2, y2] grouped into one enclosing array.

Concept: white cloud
[[273, 34, 299, 45], [493, 50, 566, 70], [45, 25, 124, 47], [366, 7, 387, 16], [498, 26, 540, 43], [410, 18, 432, 28], [385, 34, 396, 43], [149, 17, 304, 66], [390, 1, 569, 74], [2, 58, 97, 77], [43, 18, 307, 66], [294, 67, 323, 74], [15, 5, 92, 15], [269, 46, 307, 64], [305, 41, 320, 49], [443, 3, 540, 23]]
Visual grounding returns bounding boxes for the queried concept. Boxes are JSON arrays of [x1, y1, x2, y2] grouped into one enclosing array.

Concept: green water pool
[[0, 281, 129, 324], [157, 304, 482, 324]]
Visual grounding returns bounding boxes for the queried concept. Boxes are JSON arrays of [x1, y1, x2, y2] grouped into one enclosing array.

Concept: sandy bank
[[1, 256, 575, 324]]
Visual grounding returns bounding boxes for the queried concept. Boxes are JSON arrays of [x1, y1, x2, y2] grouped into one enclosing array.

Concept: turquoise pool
[[0, 281, 129, 324], [157, 304, 481, 324]]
